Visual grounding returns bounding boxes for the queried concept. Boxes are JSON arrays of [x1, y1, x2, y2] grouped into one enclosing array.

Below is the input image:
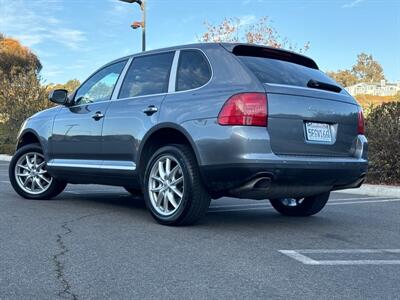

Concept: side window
[[176, 50, 211, 92], [119, 52, 174, 99], [74, 61, 126, 105]]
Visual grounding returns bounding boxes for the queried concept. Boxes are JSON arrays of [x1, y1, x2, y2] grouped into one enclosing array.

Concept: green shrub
[[0, 143, 15, 155], [365, 101, 400, 185], [0, 124, 15, 154]]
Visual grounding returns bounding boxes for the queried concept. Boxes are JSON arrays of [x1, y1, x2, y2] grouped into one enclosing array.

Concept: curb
[[0, 154, 12, 162], [336, 184, 400, 198]]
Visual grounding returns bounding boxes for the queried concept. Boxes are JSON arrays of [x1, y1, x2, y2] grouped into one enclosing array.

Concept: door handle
[[92, 111, 104, 121], [143, 105, 158, 116]]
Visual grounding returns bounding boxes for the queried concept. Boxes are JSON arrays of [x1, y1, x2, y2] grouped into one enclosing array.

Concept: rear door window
[[176, 50, 211, 91], [119, 52, 174, 98]]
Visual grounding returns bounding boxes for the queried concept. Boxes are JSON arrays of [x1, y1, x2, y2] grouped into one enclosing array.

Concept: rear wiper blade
[[307, 79, 342, 93]]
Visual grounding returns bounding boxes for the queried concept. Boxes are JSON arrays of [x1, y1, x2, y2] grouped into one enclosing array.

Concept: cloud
[[238, 15, 257, 26], [342, 0, 365, 8], [242, 0, 265, 4], [51, 29, 87, 50], [0, 0, 86, 50]]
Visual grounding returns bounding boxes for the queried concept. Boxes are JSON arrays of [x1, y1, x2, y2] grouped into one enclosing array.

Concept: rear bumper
[[182, 120, 368, 199], [200, 157, 368, 199]]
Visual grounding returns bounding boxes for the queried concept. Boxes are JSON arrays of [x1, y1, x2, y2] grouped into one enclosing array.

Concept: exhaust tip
[[253, 177, 271, 189]]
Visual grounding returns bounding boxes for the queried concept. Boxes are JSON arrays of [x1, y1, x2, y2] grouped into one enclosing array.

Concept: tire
[[269, 192, 330, 217], [124, 187, 143, 197], [143, 144, 211, 226], [9, 143, 67, 200]]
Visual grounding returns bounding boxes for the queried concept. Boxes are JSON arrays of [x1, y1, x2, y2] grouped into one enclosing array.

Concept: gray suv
[[9, 43, 368, 225]]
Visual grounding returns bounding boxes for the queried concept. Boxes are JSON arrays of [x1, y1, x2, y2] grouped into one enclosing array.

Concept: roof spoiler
[[221, 44, 319, 70]]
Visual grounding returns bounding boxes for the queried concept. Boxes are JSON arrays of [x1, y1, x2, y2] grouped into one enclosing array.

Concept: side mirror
[[49, 89, 69, 105]]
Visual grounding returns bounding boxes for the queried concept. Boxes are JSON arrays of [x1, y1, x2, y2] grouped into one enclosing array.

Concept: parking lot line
[[64, 190, 125, 195], [210, 196, 396, 209], [327, 198, 400, 205], [291, 249, 400, 254], [279, 249, 400, 265], [208, 198, 400, 212]]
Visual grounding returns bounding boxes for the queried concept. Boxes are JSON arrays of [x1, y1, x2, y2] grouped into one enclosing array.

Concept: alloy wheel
[[14, 152, 53, 195], [148, 155, 184, 216]]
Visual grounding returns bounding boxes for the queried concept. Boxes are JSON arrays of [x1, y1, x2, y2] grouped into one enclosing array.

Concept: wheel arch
[[17, 129, 42, 150], [137, 123, 202, 180]]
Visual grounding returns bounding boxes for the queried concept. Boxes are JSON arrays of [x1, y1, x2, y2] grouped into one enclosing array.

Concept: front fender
[[16, 106, 61, 160]]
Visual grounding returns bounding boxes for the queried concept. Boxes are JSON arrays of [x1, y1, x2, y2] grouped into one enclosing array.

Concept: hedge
[[0, 124, 15, 155], [365, 101, 400, 185]]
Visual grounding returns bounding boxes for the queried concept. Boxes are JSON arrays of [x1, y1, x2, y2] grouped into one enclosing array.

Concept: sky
[[0, 0, 399, 84]]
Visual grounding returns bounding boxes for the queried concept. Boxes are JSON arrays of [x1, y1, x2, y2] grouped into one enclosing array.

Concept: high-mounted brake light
[[358, 109, 365, 135], [218, 93, 268, 127]]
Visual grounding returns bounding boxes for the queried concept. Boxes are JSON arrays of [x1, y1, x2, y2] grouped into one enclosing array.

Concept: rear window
[[237, 54, 337, 89]]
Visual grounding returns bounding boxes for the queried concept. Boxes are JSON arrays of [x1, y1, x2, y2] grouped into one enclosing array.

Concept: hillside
[[355, 94, 399, 110]]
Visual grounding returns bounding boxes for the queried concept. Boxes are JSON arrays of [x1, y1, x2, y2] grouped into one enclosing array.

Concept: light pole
[[118, 0, 146, 51]]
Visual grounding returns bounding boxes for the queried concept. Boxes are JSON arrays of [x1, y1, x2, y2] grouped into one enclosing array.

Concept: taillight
[[358, 109, 365, 135], [218, 93, 268, 127]]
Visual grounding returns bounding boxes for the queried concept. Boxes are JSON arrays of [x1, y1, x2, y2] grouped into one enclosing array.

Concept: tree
[[0, 69, 51, 149], [0, 34, 49, 153], [47, 79, 81, 93], [199, 17, 310, 53], [0, 34, 42, 75], [352, 53, 385, 83], [327, 53, 386, 86], [327, 69, 358, 87]]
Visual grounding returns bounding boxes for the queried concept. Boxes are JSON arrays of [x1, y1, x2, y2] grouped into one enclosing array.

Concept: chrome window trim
[[66, 48, 214, 108], [113, 93, 168, 102], [113, 48, 213, 102], [47, 159, 136, 171], [112, 57, 133, 100], [168, 50, 180, 93]]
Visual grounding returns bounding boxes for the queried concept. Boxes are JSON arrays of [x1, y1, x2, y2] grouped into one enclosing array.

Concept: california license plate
[[305, 122, 332, 142]]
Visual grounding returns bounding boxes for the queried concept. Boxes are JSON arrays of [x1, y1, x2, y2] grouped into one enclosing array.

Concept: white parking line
[[208, 198, 400, 212], [289, 249, 400, 254], [0, 180, 10, 184], [279, 249, 400, 265], [65, 190, 125, 195], [210, 196, 396, 209], [328, 198, 400, 205]]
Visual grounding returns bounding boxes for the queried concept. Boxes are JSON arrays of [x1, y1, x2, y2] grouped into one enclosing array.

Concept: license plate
[[305, 122, 332, 142]]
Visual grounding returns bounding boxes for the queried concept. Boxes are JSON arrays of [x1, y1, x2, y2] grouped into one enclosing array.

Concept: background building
[[346, 80, 400, 96]]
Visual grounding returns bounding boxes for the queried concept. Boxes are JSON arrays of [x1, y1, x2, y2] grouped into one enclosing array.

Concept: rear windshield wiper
[[307, 79, 342, 93]]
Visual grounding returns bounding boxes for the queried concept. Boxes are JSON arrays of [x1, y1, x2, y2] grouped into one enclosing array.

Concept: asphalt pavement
[[0, 161, 399, 299]]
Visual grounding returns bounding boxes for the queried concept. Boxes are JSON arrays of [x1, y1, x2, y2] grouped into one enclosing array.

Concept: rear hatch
[[233, 45, 360, 157]]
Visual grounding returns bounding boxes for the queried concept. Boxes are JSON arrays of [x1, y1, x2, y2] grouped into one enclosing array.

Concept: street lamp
[[118, 0, 146, 51]]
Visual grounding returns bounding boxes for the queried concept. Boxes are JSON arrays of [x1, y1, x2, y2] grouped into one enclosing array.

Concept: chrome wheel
[[148, 155, 184, 216], [14, 152, 53, 195], [279, 198, 304, 207]]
